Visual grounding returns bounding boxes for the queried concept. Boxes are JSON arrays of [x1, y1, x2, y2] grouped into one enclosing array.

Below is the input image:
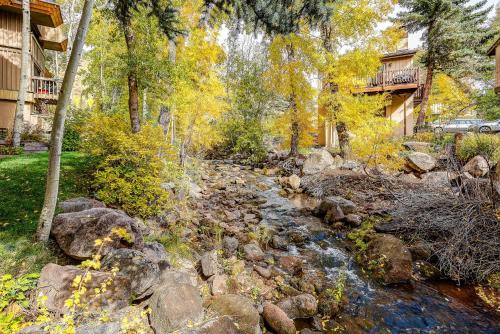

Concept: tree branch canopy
[[204, 0, 333, 34]]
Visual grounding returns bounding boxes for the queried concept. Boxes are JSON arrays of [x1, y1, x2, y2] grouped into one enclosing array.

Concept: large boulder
[[406, 152, 436, 173], [365, 234, 413, 284], [51, 208, 144, 259], [148, 283, 204, 333], [302, 150, 335, 175], [102, 248, 160, 299], [37, 263, 132, 314], [58, 197, 106, 213], [207, 294, 261, 334], [262, 303, 296, 334], [463, 155, 489, 177], [276, 294, 318, 319]]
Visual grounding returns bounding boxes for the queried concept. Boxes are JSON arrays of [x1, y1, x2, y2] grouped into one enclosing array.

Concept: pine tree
[[398, 0, 496, 127], [205, 0, 332, 34]]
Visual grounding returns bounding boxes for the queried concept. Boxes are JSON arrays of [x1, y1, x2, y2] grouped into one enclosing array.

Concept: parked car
[[431, 119, 484, 134], [470, 119, 500, 133]]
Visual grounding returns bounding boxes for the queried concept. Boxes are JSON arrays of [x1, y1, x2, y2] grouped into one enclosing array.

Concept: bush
[[219, 118, 267, 163], [81, 113, 183, 218], [457, 134, 500, 163], [62, 125, 81, 152]]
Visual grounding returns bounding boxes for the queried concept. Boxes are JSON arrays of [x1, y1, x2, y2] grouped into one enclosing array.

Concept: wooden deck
[[32, 76, 59, 103], [355, 67, 420, 93]]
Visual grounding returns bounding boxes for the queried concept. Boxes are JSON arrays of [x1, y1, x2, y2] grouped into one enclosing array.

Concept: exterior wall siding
[[0, 11, 22, 48]]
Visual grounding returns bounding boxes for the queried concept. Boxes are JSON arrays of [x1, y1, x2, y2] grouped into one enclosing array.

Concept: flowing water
[[255, 173, 500, 334]]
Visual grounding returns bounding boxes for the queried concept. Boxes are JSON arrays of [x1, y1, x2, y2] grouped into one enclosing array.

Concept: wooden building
[[487, 36, 500, 94], [319, 40, 423, 147], [0, 0, 66, 142]]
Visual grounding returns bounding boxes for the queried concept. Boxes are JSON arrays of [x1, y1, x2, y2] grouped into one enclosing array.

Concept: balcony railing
[[361, 67, 420, 89], [32, 76, 60, 101]]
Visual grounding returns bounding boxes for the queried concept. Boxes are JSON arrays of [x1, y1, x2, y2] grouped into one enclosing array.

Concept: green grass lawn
[[0, 152, 92, 275]]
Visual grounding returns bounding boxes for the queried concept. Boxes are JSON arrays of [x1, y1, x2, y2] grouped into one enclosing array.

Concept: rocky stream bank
[[20, 150, 500, 334]]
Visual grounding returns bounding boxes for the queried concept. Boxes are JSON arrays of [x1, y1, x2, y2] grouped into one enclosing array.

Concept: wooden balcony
[[32, 76, 59, 103], [355, 67, 420, 93]]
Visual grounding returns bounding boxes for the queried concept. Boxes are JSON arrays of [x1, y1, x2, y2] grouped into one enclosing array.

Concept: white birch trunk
[[12, 0, 30, 148], [37, 0, 95, 241]]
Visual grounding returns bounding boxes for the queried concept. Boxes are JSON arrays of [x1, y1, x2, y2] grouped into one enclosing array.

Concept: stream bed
[[254, 173, 500, 334]]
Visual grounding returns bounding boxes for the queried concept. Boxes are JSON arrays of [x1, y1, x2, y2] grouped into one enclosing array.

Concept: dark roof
[[382, 49, 418, 59], [487, 36, 500, 56]]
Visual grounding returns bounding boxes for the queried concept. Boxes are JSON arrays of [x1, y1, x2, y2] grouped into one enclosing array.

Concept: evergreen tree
[[205, 0, 332, 34], [398, 0, 496, 127]]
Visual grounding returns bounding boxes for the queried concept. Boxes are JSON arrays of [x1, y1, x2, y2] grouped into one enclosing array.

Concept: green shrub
[[457, 134, 500, 163], [82, 113, 183, 218], [62, 125, 81, 152], [220, 118, 267, 163]]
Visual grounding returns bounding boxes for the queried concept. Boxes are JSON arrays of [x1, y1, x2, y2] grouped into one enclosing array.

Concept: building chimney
[[398, 30, 409, 50]]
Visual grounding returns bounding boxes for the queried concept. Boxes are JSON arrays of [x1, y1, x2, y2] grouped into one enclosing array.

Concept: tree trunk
[[124, 18, 140, 133], [142, 88, 148, 120], [37, 0, 95, 242], [290, 112, 299, 157], [416, 62, 434, 129], [336, 121, 351, 159], [12, 0, 30, 148]]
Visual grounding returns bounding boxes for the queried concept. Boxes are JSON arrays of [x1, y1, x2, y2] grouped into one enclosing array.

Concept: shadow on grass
[[0, 152, 93, 274]]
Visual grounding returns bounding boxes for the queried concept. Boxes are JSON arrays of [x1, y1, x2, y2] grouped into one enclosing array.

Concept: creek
[[254, 172, 500, 333]]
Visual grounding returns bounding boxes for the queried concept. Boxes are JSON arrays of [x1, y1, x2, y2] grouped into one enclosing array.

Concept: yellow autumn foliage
[[81, 113, 183, 218], [266, 33, 319, 151]]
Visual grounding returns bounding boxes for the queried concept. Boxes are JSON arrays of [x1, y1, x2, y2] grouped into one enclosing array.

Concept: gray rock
[[464, 155, 490, 177], [421, 171, 451, 187], [178, 316, 242, 334], [208, 294, 261, 334], [271, 235, 288, 250], [243, 243, 265, 261], [262, 303, 296, 334], [277, 294, 318, 319], [37, 263, 132, 314], [403, 141, 431, 152], [148, 283, 204, 333], [302, 149, 335, 175], [51, 208, 144, 260], [223, 236, 239, 256], [406, 152, 436, 173], [58, 197, 106, 213], [345, 214, 362, 227], [142, 241, 169, 265], [254, 265, 272, 279], [210, 274, 228, 296], [201, 250, 219, 277], [157, 269, 198, 288], [318, 196, 357, 216], [102, 248, 160, 299]]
